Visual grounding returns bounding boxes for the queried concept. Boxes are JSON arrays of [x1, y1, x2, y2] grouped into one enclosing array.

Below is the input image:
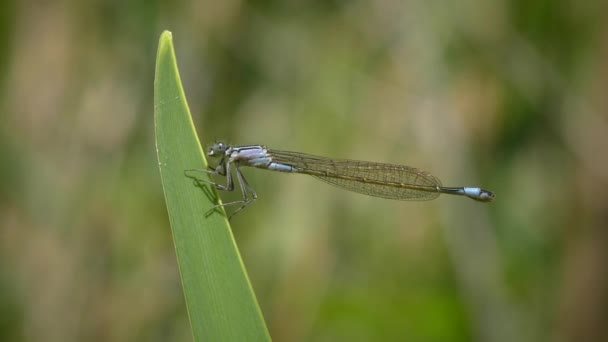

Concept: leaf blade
[[154, 30, 270, 342]]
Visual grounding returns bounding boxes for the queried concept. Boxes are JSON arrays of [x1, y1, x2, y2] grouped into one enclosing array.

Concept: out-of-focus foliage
[[1, 1, 606, 341]]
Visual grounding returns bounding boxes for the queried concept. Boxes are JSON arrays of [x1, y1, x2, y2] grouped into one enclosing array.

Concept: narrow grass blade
[[154, 31, 270, 341]]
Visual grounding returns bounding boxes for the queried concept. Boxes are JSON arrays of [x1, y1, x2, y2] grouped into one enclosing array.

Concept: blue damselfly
[[190, 142, 495, 219]]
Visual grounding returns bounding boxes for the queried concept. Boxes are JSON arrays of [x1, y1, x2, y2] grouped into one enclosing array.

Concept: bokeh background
[[1, 0, 607, 341]]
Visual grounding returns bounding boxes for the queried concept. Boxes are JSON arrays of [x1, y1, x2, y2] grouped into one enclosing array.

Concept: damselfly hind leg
[[223, 167, 257, 219]]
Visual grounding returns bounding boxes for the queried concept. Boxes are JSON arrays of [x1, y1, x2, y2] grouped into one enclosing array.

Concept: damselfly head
[[207, 141, 228, 158]]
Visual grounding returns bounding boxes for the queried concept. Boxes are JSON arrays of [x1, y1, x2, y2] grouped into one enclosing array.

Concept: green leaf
[[154, 31, 270, 342]]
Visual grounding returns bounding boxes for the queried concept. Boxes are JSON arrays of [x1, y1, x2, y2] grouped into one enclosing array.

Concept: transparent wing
[[268, 149, 442, 200]]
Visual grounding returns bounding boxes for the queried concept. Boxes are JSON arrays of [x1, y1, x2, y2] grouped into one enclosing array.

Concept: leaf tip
[[160, 30, 173, 44]]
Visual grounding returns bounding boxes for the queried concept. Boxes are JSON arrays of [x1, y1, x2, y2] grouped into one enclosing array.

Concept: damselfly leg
[[189, 160, 258, 220]]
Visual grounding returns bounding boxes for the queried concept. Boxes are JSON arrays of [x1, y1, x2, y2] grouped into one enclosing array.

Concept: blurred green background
[[1, 1, 607, 341]]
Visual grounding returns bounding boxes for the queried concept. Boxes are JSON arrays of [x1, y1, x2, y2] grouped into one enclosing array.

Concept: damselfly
[[189, 142, 495, 219]]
